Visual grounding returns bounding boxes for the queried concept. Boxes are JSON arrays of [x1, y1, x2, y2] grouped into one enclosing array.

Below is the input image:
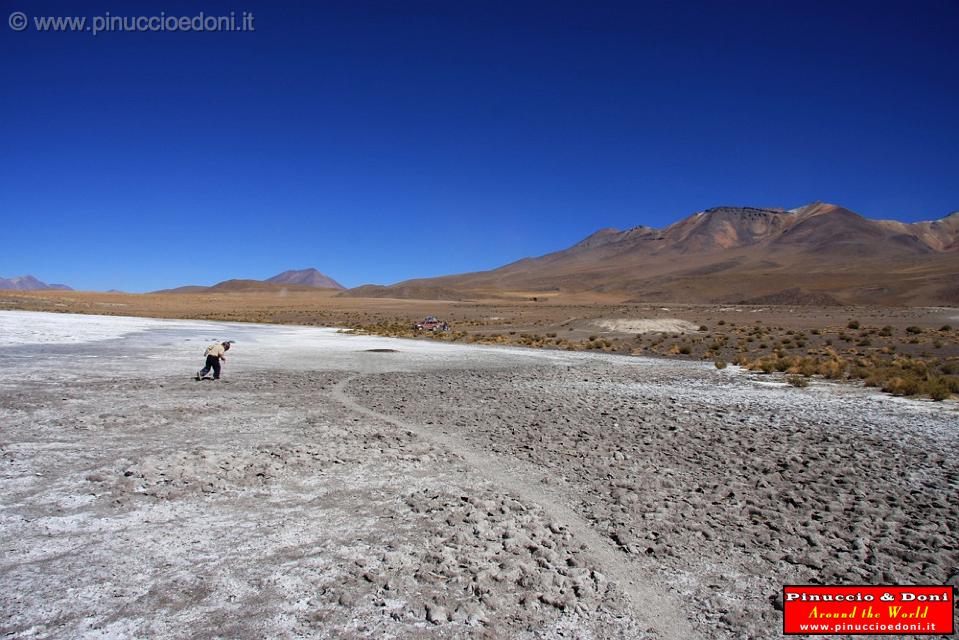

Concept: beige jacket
[[204, 343, 227, 359]]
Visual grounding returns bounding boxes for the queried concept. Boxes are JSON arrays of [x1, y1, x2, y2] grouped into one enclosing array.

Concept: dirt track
[[1, 311, 957, 639]]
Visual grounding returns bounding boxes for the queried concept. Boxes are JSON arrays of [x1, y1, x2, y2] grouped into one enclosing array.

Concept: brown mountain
[[265, 268, 344, 289], [342, 202, 959, 305], [155, 279, 329, 294], [0, 275, 73, 291], [155, 268, 343, 294]]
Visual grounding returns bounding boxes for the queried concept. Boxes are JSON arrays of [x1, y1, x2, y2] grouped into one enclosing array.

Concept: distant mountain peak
[[789, 201, 838, 214], [791, 201, 851, 216], [0, 274, 73, 291], [702, 205, 785, 215], [265, 268, 344, 289], [573, 228, 621, 248], [154, 268, 345, 294]]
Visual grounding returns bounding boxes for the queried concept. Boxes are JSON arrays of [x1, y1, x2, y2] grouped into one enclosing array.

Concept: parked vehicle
[[414, 315, 450, 332]]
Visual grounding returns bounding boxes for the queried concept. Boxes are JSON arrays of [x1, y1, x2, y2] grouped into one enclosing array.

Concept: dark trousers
[[200, 355, 221, 379]]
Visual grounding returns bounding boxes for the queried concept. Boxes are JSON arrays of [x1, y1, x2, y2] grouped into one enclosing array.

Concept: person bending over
[[196, 340, 232, 380]]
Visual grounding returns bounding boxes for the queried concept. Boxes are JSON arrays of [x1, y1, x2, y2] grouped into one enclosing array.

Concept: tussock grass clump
[[786, 375, 809, 388], [925, 380, 951, 401], [851, 357, 958, 400], [882, 376, 919, 396], [739, 352, 957, 401]]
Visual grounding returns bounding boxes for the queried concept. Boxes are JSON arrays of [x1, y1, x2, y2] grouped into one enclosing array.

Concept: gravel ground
[[348, 362, 959, 638], [1, 311, 957, 639]]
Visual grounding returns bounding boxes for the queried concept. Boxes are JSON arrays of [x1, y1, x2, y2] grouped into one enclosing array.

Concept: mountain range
[[155, 268, 344, 294], [0, 275, 72, 291], [7, 204, 959, 305], [342, 202, 959, 305]]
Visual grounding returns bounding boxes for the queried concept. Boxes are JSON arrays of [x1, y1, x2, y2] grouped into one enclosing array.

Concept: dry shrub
[[925, 380, 950, 401], [798, 359, 819, 376], [817, 360, 845, 379], [786, 375, 809, 388], [882, 376, 919, 396]]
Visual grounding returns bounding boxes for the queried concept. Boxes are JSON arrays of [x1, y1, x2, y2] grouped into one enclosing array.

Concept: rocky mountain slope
[[343, 202, 959, 305], [0, 275, 72, 291], [266, 268, 344, 289]]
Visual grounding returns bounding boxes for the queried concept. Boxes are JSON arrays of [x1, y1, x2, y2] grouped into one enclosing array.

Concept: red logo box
[[783, 585, 955, 635]]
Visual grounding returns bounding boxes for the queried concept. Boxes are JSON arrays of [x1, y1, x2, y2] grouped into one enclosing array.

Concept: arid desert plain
[[1, 309, 957, 638]]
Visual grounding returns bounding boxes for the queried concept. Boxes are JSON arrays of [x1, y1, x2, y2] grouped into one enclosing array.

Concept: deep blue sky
[[2, 1, 957, 291]]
